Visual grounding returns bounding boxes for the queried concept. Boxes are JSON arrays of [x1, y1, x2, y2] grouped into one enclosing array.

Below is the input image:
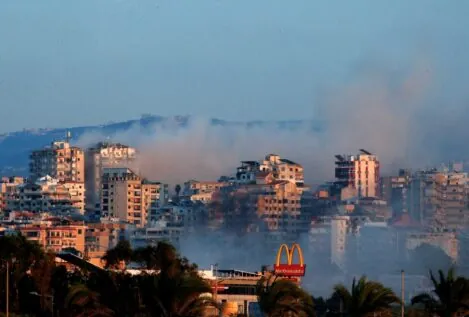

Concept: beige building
[[260, 154, 305, 187], [30, 140, 85, 183], [85, 222, 126, 258], [7, 176, 85, 214], [63, 182, 86, 214], [85, 142, 138, 209], [0, 177, 25, 212], [434, 172, 469, 229], [410, 169, 469, 230], [335, 149, 380, 198], [182, 180, 228, 203], [214, 179, 307, 243], [101, 168, 168, 227], [233, 154, 307, 193], [19, 219, 87, 254]]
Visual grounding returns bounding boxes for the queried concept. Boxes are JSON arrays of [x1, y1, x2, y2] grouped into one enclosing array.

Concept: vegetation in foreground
[[0, 234, 469, 317]]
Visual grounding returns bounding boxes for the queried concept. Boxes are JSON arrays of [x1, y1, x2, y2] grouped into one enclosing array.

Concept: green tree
[[256, 276, 315, 317], [30, 251, 55, 313], [101, 240, 133, 269], [137, 242, 218, 317], [50, 265, 71, 317], [0, 234, 45, 314], [332, 276, 400, 317], [411, 268, 469, 317]]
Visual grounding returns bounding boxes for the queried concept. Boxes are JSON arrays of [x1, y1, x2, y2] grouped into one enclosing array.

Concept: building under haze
[[29, 138, 84, 183], [100, 168, 168, 227], [182, 180, 228, 203], [232, 154, 306, 190], [85, 142, 138, 209], [409, 169, 469, 230], [335, 149, 380, 198]]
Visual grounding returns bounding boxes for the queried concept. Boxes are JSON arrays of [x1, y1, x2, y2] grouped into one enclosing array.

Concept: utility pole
[[401, 270, 405, 317], [6, 261, 9, 317], [214, 264, 218, 302]]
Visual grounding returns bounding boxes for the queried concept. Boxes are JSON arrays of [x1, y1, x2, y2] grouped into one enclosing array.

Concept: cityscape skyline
[[1, 1, 469, 315]]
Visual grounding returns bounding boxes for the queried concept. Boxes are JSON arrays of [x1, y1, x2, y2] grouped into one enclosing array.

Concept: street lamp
[[30, 292, 54, 317], [2, 258, 16, 317], [401, 270, 405, 317], [211, 263, 219, 301]]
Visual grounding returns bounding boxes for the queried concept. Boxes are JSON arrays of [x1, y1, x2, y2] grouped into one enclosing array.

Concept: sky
[[1, 0, 469, 133]]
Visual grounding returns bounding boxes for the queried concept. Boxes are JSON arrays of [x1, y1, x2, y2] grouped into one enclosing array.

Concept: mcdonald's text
[[273, 264, 306, 276]]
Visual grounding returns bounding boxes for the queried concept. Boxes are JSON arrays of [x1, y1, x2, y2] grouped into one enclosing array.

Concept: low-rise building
[[182, 180, 228, 203], [127, 220, 184, 249], [7, 176, 85, 214], [406, 230, 459, 262], [0, 177, 25, 212], [85, 222, 126, 259], [18, 218, 87, 254]]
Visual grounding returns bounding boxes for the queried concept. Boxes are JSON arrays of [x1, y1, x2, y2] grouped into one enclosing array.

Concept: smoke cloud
[[76, 55, 443, 185]]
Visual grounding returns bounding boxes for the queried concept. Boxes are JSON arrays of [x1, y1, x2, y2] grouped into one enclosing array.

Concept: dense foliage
[[1, 234, 469, 317]]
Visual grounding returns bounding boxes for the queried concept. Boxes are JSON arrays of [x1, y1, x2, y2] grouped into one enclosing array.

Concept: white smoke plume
[[76, 57, 435, 186]]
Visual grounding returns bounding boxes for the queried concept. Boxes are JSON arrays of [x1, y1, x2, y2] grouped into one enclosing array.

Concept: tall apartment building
[[381, 169, 411, 218], [433, 172, 469, 230], [85, 142, 138, 209], [335, 149, 380, 198], [409, 169, 469, 230], [7, 175, 85, 214], [101, 168, 168, 227], [30, 139, 84, 183], [330, 216, 349, 269], [212, 180, 307, 244]]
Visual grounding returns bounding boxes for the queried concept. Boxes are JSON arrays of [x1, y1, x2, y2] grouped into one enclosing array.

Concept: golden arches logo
[[274, 243, 306, 277], [275, 243, 304, 266]]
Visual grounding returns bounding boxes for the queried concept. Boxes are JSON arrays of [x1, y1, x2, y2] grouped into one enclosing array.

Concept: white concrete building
[[335, 149, 380, 198], [7, 176, 85, 214], [85, 142, 138, 209], [127, 220, 184, 249]]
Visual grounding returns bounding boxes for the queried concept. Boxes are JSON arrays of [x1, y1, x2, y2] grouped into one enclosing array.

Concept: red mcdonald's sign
[[273, 243, 306, 277]]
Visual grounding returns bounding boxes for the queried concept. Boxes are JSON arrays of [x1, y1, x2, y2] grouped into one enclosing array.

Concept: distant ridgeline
[[0, 115, 322, 176]]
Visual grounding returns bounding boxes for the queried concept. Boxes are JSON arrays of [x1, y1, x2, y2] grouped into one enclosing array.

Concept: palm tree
[[138, 266, 218, 317], [134, 241, 219, 317], [332, 276, 400, 317], [411, 268, 469, 317], [65, 284, 114, 317], [256, 276, 315, 317]]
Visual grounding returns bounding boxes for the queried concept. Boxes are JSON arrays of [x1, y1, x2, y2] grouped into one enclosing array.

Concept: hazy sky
[[1, 0, 468, 133]]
